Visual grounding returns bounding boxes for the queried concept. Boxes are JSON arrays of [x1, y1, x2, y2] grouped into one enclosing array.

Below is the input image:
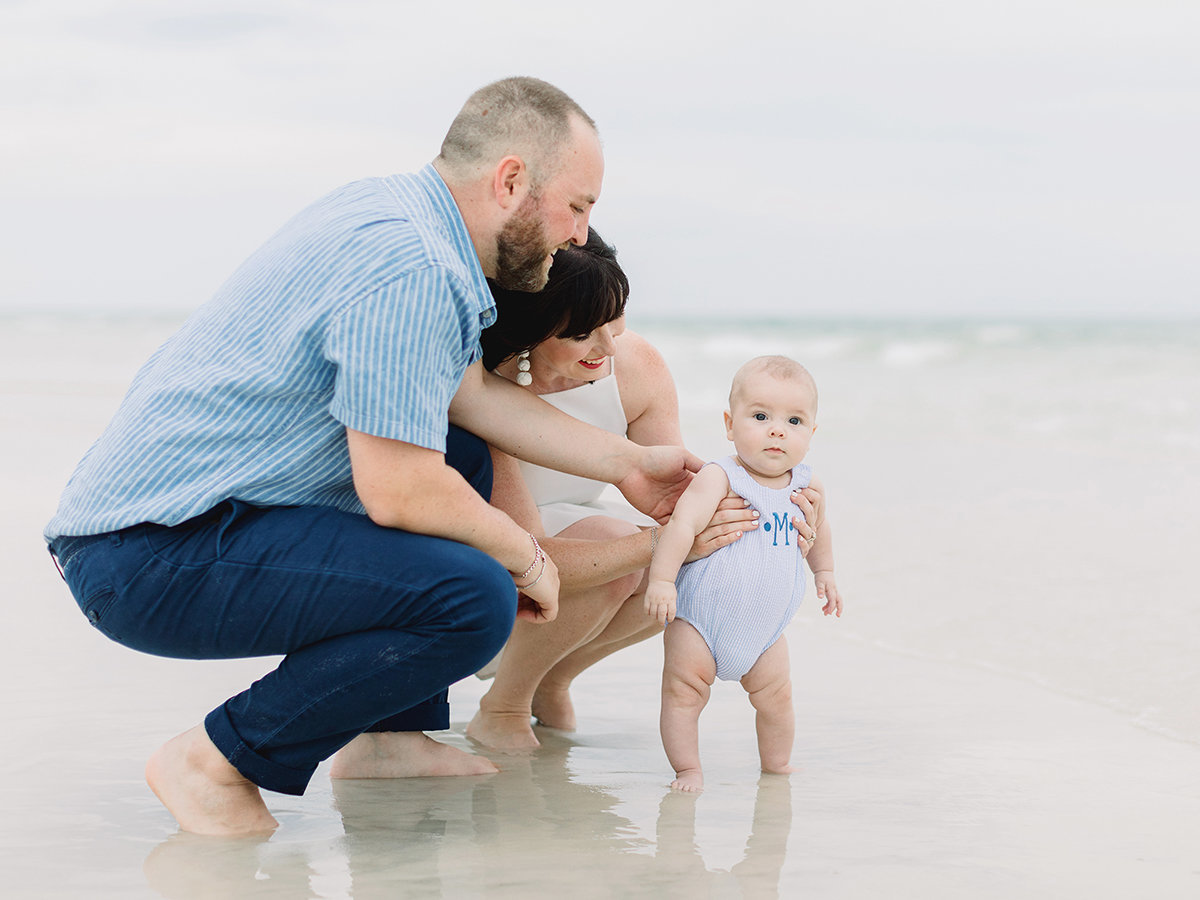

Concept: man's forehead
[[549, 122, 603, 198]]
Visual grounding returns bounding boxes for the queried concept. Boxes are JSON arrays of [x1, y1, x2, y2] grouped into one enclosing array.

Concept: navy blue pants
[[48, 427, 515, 795]]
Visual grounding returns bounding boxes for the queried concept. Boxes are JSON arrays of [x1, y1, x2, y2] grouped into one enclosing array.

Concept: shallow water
[[647, 315, 1200, 746], [3, 313, 1198, 897]]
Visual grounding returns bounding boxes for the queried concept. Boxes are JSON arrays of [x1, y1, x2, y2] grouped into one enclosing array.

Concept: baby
[[644, 355, 842, 792]]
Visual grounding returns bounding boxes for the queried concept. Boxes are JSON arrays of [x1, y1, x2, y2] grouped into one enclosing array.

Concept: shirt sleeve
[[324, 266, 469, 452]]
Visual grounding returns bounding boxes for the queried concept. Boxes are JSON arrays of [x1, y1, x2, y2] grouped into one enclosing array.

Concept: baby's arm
[[802, 476, 842, 617], [644, 465, 730, 625]]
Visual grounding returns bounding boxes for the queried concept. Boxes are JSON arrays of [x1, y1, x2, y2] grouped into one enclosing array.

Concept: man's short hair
[[437, 76, 597, 186]]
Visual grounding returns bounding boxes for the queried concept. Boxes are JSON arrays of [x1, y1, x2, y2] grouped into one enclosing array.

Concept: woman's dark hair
[[481, 226, 629, 371]]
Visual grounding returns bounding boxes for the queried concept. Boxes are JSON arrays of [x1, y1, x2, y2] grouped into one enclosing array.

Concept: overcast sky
[[3, 0, 1197, 319]]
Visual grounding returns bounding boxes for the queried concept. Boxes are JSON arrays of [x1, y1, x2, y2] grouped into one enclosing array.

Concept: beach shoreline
[[5, 312, 1198, 897]]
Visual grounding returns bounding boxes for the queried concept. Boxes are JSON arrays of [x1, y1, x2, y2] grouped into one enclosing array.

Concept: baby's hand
[[644, 580, 677, 626], [814, 571, 842, 617]]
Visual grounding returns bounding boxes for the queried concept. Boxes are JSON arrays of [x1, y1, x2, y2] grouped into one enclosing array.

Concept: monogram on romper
[[762, 512, 794, 547]]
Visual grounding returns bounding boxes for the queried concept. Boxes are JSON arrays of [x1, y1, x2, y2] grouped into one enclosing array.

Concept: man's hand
[[615, 446, 703, 524]]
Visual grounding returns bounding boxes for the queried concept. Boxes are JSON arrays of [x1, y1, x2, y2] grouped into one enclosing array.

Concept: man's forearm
[[450, 364, 638, 483]]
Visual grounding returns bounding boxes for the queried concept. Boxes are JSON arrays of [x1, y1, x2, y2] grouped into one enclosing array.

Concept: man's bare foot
[[670, 768, 704, 793], [466, 706, 540, 751], [530, 683, 576, 732], [330, 732, 498, 779], [145, 726, 279, 836]]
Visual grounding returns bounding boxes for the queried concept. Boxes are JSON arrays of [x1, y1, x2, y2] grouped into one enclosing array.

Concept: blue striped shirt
[[45, 164, 496, 540]]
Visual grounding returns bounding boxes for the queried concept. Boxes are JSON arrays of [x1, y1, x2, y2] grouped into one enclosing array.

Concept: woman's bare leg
[[468, 517, 643, 750], [532, 594, 659, 730]]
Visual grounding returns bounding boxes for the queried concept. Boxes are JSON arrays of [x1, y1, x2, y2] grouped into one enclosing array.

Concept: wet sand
[[4, 314, 1199, 897], [2, 614, 1198, 898]]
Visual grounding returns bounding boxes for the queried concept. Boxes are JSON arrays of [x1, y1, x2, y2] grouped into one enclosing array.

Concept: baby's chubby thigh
[[739, 635, 792, 702], [662, 619, 717, 699]]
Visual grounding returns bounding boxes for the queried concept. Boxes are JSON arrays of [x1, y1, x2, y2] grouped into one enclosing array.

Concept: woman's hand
[[790, 483, 824, 558], [515, 553, 560, 623], [683, 490, 760, 563]]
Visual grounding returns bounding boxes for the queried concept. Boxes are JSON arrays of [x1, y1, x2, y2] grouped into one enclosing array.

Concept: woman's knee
[[583, 569, 642, 617]]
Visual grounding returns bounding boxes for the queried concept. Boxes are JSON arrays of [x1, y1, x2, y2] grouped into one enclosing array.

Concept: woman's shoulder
[[614, 328, 681, 442], [614, 329, 671, 381]]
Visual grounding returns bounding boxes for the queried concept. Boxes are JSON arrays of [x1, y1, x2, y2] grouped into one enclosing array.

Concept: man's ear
[[492, 155, 529, 210]]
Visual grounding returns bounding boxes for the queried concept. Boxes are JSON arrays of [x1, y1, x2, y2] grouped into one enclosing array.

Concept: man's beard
[[494, 194, 554, 292]]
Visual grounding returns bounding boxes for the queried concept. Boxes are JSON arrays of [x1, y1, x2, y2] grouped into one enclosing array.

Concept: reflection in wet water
[[140, 731, 795, 898]]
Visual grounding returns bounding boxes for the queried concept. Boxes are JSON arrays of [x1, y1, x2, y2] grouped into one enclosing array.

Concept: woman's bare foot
[[145, 726, 279, 836], [761, 762, 799, 775], [530, 683, 576, 732], [329, 732, 498, 778], [466, 705, 540, 751], [670, 768, 704, 793]]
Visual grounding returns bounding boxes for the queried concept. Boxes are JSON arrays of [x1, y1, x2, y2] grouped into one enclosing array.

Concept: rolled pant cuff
[[205, 705, 314, 797], [365, 691, 450, 733]]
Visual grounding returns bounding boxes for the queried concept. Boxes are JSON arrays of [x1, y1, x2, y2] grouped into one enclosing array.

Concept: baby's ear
[[723, 410, 733, 438]]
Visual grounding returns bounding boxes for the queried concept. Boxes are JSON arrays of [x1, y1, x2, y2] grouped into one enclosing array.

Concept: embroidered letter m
[[771, 512, 792, 547]]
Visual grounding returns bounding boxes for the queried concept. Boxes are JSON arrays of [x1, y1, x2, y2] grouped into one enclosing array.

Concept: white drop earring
[[516, 351, 533, 386]]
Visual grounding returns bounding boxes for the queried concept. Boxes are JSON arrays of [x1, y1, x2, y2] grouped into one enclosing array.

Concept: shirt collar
[[417, 164, 496, 328]]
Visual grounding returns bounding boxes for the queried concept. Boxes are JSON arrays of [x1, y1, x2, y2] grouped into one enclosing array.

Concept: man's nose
[[570, 209, 591, 245]]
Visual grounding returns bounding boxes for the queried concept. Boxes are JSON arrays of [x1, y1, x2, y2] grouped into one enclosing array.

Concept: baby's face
[[724, 372, 817, 480]]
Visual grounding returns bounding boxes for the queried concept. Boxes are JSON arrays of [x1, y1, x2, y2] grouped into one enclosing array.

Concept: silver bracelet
[[519, 556, 547, 590], [649, 526, 659, 558]]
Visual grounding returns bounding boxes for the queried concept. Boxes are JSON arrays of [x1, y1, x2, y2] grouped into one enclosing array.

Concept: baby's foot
[[670, 768, 704, 792]]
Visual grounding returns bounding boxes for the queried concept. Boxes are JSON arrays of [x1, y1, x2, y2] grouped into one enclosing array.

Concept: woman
[[467, 228, 803, 750]]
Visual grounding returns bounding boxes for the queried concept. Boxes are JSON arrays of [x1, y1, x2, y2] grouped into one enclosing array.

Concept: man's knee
[[445, 426, 493, 500], [441, 553, 517, 661]]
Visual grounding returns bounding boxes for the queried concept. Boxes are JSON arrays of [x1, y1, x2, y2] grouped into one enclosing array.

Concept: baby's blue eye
[[789, 417, 801, 425], [754, 413, 767, 421]]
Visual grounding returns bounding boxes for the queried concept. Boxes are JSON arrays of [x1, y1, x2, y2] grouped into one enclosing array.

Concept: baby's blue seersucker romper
[[674, 456, 812, 681]]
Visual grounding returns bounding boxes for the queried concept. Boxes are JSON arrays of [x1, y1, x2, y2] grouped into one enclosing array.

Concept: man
[[45, 77, 698, 836]]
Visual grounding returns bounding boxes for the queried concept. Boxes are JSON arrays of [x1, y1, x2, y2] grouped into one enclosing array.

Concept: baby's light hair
[[729, 355, 818, 412]]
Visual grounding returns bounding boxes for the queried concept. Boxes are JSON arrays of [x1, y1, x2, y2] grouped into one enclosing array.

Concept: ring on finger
[[806, 534, 816, 544]]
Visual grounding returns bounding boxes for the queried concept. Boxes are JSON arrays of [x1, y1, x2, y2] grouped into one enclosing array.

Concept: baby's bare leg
[[740, 637, 797, 775], [660, 620, 716, 792]]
